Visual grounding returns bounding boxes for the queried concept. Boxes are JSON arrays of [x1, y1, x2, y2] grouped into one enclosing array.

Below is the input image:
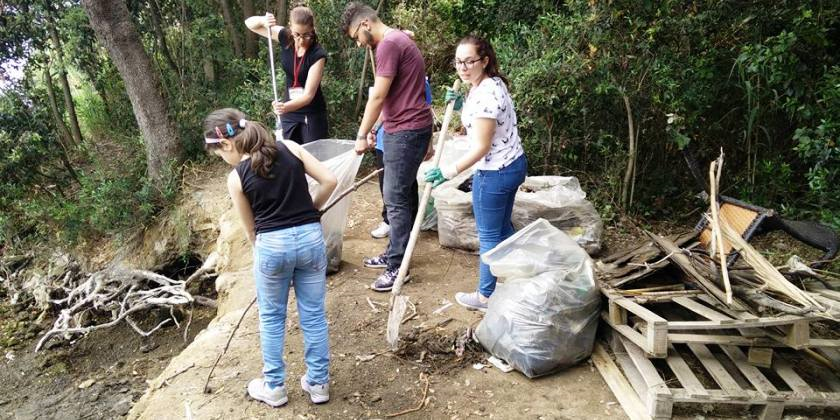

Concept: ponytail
[[202, 108, 278, 178]]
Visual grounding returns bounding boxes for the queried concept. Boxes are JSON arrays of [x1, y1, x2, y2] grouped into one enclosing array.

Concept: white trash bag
[[431, 170, 479, 252], [303, 139, 363, 273], [475, 219, 600, 378], [512, 176, 603, 254]]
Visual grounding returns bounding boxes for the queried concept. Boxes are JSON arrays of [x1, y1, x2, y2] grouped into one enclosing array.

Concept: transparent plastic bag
[[431, 170, 479, 252], [303, 139, 363, 273], [418, 135, 474, 232], [512, 176, 603, 254], [475, 219, 601, 378]]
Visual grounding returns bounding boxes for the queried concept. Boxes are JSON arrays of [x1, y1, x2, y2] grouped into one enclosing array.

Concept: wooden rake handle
[[392, 79, 462, 296]]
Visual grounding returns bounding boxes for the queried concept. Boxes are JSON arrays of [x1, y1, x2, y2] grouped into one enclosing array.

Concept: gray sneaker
[[300, 374, 330, 404], [247, 378, 288, 407], [455, 292, 488, 312]]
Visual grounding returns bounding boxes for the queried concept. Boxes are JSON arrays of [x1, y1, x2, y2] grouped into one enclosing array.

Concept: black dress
[[277, 28, 329, 144]]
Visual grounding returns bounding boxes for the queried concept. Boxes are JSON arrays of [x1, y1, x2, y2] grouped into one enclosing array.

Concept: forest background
[[1, 0, 838, 254]]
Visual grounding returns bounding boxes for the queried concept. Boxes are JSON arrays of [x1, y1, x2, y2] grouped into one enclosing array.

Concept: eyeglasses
[[292, 32, 315, 40], [453, 57, 483, 69]]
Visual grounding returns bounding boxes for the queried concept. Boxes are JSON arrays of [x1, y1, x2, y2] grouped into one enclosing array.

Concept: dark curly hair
[[339, 2, 377, 36]]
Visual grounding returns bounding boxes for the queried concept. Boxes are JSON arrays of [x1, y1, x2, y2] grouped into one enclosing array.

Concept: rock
[[139, 342, 159, 353], [78, 379, 96, 389], [113, 398, 132, 416]]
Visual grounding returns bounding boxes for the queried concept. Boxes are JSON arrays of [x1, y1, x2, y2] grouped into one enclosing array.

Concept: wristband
[[441, 162, 459, 180]]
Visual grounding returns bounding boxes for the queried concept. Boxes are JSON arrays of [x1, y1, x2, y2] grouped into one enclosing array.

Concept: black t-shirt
[[235, 141, 321, 234], [278, 28, 327, 118]]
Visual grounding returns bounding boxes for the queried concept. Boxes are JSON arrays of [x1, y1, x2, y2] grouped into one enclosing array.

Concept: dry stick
[[708, 154, 732, 304], [203, 297, 257, 393], [717, 219, 823, 311], [385, 373, 430, 418], [387, 80, 462, 349], [321, 168, 384, 214]]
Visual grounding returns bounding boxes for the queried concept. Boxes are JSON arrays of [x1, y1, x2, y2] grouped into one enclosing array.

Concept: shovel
[[386, 79, 462, 350], [266, 20, 284, 141]]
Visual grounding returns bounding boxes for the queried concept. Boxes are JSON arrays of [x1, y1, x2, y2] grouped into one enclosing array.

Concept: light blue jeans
[[473, 154, 527, 297], [253, 222, 330, 388]]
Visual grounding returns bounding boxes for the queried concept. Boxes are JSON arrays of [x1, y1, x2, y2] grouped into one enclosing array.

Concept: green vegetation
[[1, 1, 838, 252]]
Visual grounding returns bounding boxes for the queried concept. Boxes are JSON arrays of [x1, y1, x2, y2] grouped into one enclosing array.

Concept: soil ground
[[2, 160, 838, 419]]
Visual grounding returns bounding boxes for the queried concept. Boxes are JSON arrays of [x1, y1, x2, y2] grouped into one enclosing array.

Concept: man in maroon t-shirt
[[342, 2, 433, 292]]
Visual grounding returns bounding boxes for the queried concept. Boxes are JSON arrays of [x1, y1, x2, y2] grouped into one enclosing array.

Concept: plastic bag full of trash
[[303, 139, 363, 273], [475, 219, 600, 378]]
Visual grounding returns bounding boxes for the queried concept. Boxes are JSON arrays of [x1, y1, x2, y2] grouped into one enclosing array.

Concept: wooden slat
[[672, 297, 735, 322], [669, 333, 840, 348], [718, 345, 779, 395], [696, 294, 766, 337], [772, 359, 818, 400], [668, 315, 812, 330], [665, 345, 709, 399], [617, 335, 673, 419], [686, 343, 748, 399], [591, 343, 652, 420], [614, 298, 668, 323]]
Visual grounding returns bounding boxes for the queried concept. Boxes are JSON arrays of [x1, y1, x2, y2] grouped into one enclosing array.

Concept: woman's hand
[[272, 100, 286, 115], [265, 13, 276, 28]]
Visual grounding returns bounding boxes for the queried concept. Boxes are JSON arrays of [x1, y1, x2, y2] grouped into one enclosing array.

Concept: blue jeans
[[382, 126, 432, 270], [472, 154, 527, 297], [253, 222, 330, 388]]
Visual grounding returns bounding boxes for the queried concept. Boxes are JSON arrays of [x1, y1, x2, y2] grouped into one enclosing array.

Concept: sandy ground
[[128, 177, 624, 420]]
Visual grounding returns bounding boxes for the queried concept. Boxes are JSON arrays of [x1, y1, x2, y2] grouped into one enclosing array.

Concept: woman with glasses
[[425, 35, 527, 312], [246, 7, 329, 144]]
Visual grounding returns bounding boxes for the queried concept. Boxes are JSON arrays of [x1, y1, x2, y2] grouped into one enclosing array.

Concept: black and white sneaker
[[370, 268, 410, 292], [363, 254, 388, 269]]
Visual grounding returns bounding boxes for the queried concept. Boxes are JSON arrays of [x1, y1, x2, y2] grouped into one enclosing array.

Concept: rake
[[386, 79, 461, 350]]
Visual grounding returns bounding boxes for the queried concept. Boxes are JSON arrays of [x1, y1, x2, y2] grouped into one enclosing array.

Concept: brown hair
[[203, 108, 278, 179], [458, 35, 508, 86], [340, 2, 378, 35], [286, 5, 317, 48]]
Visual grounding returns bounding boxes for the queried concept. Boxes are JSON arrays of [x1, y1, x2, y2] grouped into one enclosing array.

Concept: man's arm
[[355, 75, 393, 154]]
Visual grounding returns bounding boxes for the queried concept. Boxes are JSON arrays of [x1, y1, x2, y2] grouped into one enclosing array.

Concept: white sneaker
[[370, 222, 390, 239], [300, 374, 330, 404], [247, 378, 288, 407]]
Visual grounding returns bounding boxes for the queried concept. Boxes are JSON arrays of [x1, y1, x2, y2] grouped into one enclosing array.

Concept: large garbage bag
[[475, 219, 600, 378], [433, 175, 603, 254], [431, 170, 479, 252], [512, 176, 603, 254], [418, 135, 474, 232], [303, 140, 363, 273]]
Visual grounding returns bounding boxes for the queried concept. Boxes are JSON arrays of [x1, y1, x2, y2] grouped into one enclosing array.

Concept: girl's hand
[[265, 13, 276, 28]]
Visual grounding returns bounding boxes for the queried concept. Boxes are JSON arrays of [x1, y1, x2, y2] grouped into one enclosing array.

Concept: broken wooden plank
[[591, 343, 652, 420]]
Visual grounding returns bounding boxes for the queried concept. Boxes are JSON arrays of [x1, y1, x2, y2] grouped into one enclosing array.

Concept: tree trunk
[[47, 19, 83, 146], [147, 0, 180, 76], [219, 0, 243, 58], [240, 0, 257, 59], [620, 92, 636, 210], [42, 66, 74, 149], [81, 0, 183, 184], [274, 0, 286, 26]]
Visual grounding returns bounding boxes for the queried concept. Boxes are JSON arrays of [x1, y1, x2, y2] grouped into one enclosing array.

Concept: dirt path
[[129, 180, 624, 420]]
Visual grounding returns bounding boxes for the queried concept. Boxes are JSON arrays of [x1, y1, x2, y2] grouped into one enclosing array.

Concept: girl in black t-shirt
[[246, 7, 329, 144]]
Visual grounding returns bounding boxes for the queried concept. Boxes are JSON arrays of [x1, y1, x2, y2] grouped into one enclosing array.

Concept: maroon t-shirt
[[375, 30, 432, 133]]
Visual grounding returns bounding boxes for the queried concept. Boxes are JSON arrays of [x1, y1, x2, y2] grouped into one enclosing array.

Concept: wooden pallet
[[602, 288, 840, 358], [604, 332, 840, 420]]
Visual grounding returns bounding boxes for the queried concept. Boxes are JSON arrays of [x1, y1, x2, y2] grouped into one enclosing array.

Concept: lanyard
[[292, 48, 306, 88]]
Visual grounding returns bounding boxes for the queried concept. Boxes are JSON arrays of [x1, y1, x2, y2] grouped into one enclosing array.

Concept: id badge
[[289, 87, 304, 101]]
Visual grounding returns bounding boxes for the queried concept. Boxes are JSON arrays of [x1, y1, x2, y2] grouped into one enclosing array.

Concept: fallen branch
[[708, 152, 732, 304], [385, 373, 430, 418], [203, 297, 256, 393], [157, 362, 196, 389]]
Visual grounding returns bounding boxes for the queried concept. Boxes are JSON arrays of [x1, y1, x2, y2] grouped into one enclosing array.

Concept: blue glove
[[444, 88, 463, 111], [424, 167, 448, 188]]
